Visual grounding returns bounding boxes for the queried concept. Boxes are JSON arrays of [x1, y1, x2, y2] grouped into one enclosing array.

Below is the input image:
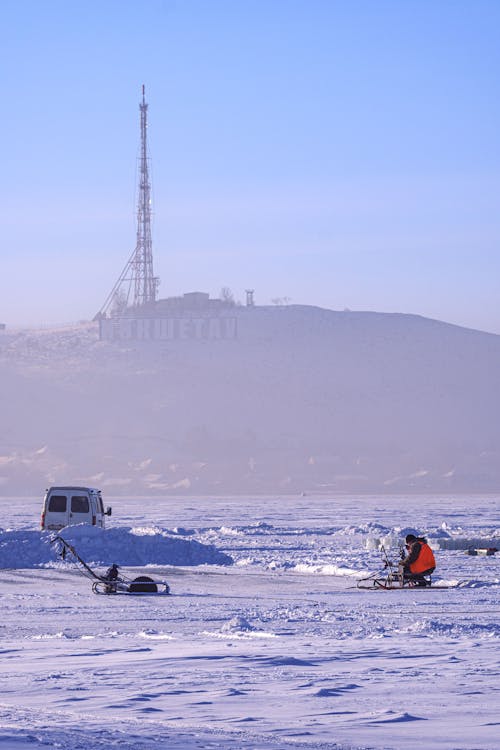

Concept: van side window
[[71, 495, 90, 513], [99, 498, 104, 514], [48, 495, 67, 513]]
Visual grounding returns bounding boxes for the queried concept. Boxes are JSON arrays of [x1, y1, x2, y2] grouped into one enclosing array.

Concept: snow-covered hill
[[1, 306, 499, 495]]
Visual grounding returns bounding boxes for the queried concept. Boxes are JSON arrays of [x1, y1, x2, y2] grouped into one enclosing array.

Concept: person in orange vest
[[399, 534, 436, 586]]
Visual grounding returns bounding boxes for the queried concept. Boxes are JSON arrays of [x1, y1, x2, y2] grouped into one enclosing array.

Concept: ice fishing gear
[[356, 545, 401, 589], [466, 547, 498, 556], [356, 544, 447, 590], [50, 535, 170, 595]]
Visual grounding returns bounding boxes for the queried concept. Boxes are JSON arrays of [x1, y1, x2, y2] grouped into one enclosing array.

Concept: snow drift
[[0, 523, 233, 569]]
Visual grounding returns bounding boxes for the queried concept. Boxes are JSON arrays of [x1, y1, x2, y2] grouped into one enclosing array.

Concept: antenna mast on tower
[[97, 85, 159, 316]]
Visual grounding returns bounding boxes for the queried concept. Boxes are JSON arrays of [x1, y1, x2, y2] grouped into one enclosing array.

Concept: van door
[[96, 494, 109, 527], [46, 493, 69, 529], [89, 494, 102, 527], [69, 493, 91, 525]]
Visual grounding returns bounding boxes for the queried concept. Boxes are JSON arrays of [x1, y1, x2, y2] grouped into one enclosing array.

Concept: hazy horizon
[[1, 1, 499, 334], [1, 308, 499, 496], [2, 302, 500, 339]]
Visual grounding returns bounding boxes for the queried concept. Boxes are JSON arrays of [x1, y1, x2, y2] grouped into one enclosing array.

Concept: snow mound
[[205, 615, 276, 640], [221, 615, 256, 632], [400, 618, 500, 638], [0, 524, 233, 569], [292, 562, 364, 578]]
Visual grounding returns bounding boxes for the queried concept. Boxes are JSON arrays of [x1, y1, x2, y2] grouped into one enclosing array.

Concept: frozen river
[[0, 494, 499, 750]]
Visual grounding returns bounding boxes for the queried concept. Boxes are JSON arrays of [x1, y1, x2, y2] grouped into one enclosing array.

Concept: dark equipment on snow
[[357, 545, 447, 590], [105, 563, 119, 580], [50, 535, 170, 595], [466, 547, 498, 556]]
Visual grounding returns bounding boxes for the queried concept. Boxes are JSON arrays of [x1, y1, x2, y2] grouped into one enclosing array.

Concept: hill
[[1, 305, 499, 496]]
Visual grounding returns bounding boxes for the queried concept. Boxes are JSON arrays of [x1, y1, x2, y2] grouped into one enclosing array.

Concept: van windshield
[[48, 495, 67, 513], [71, 495, 90, 513]]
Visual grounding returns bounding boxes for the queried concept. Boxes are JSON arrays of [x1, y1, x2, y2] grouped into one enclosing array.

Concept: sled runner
[[91, 576, 170, 595], [50, 535, 170, 595], [357, 545, 449, 590]]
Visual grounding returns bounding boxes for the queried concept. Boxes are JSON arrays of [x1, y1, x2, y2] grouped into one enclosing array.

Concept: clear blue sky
[[1, 0, 499, 332]]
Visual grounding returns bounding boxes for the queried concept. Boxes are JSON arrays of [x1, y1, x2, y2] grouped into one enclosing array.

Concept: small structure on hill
[[98, 291, 239, 341]]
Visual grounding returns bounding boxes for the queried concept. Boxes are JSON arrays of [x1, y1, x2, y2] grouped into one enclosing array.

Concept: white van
[[41, 486, 112, 531]]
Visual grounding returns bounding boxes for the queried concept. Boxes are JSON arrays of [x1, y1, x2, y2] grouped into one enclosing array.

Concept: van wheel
[[129, 576, 158, 593]]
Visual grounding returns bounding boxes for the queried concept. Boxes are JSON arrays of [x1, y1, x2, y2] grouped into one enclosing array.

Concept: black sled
[[50, 535, 170, 595], [92, 575, 169, 595]]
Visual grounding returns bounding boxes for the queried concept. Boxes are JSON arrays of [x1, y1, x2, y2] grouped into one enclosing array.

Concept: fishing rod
[[51, 534, 104, 582]]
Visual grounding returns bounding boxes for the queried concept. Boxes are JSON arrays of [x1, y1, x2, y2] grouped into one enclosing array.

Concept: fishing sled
[[50, 535, 170, 595], [92, 576, 170, 595], [357, 545, 449, 590]]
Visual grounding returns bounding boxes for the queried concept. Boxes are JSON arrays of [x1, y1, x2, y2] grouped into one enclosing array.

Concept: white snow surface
[[0, 524, 232, 569], [0, 493, 499, 750]]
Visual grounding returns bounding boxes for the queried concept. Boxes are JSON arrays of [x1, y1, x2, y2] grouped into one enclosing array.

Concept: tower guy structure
[[98, 85, 159, 316]]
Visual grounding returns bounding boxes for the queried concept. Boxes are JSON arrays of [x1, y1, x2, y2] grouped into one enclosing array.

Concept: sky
[[1, 0, 499, 333]]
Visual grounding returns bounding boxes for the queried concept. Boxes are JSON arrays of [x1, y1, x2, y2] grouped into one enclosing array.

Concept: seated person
[[399, 534, 436, 586], [103, 563, 120, 593]]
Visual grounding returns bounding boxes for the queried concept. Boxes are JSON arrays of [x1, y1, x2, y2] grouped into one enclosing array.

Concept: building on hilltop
[[98, 291, 240, 341]]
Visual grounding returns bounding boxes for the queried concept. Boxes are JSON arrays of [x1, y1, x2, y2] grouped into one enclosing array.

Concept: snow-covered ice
[[0, 493, 498, 750]]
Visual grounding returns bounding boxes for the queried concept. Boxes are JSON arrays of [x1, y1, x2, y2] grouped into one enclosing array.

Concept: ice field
[[0, 493, 499, 750]]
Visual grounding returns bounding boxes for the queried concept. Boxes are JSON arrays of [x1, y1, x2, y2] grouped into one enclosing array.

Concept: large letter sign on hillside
[[99, 317, 238, 341]]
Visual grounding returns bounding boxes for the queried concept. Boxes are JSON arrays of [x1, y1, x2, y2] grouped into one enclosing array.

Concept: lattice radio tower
[[97, 85, 159, 316]]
